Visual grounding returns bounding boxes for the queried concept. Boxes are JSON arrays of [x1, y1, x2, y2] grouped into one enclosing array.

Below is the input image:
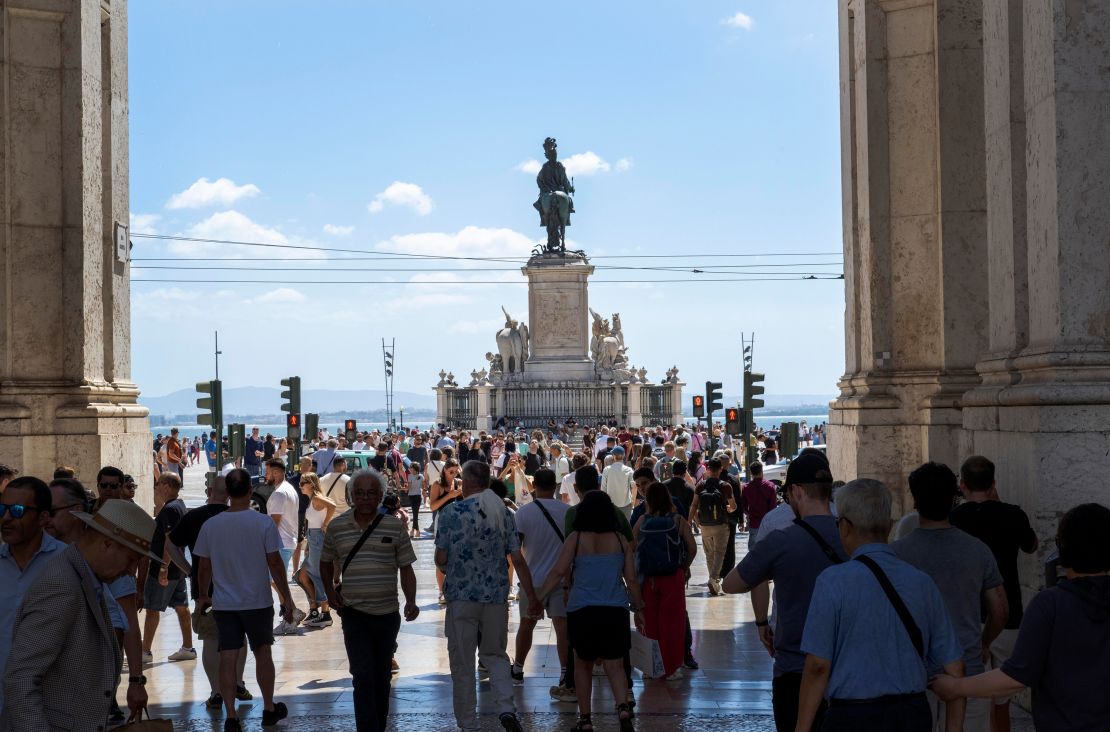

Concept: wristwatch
[[755, 619, 769, 627], [128, 675, 147, 686]]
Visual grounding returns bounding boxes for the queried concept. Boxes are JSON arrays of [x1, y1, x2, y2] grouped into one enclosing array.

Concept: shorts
[[214, 608, 275, 651], [567, 606, 631, 662], [989, 629, 1020, 704], [143, 575, 189, 612], [519, 583, 567, 620]]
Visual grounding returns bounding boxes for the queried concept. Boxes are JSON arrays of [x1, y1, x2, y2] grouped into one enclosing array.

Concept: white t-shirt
[[552, 455, 570, 484], [305, 500, 327, 530], [194, 509, 283, 611], [319, 472, 350, 514], [266, 481, 300, 549], [559, 473, 580, 506], [593, 434, 610, 455], [514, 498, 571, 585], [426, 460, 444, 486]]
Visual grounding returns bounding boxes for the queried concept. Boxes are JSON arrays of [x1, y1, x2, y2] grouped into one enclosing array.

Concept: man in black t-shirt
[[950, 455, 1038, 731], [664, 460, 694, 516], [138, 472, 195, 662]]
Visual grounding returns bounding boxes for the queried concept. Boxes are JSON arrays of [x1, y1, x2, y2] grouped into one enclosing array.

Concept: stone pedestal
[[626, 383, 643, 428], [475, 385, 493, 432], [520, 254, 596, 382], [0, 0, 152, 505]]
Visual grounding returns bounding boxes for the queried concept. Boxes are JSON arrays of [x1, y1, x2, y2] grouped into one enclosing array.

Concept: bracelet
[[128, 675, 147, 685], [755, 619, 769, 627]]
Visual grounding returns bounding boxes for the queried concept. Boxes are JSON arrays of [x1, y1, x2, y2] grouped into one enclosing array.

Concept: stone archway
[[0, 0, 152, 501], [831, 0, 1110, 561]]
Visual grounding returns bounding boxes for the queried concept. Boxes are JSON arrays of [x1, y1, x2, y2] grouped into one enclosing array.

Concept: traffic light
[[725, 407, 742, 436], [692, 395, 705, 418], [227, 423, 246, 461], [744, 371, 766, 411], [196, 379, 222, 429], [706, 381, 723, 414], [286, 413, 300, 442], [344, 419, 357, 442], [280, 376, 301, 417], [304, 413, 320, 442]]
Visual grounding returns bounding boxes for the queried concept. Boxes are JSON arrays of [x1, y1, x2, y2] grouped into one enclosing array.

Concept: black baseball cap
[[784, 451, 832, 487]]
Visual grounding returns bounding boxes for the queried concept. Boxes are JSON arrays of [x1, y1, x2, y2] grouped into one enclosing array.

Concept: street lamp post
[[399, 406, 405, 430]]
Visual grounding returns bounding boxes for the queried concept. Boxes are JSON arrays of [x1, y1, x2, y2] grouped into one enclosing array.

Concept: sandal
[[616, 702, 635, 732], [572, 713, 593, 731]]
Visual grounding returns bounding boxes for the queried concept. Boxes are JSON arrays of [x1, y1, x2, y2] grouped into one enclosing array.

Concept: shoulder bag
[[792, 517, 845, 566], [854, 554, 925, 659], [336, 513, 384, 594]]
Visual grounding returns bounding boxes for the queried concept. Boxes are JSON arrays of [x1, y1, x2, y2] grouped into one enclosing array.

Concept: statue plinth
[[519, 254, 596, 382]]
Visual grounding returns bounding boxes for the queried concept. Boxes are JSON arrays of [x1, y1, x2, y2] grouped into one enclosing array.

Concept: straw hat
[[72, 499, 161, 563]]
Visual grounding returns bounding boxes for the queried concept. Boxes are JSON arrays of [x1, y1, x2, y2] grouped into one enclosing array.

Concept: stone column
[[520, 254, 596, 382], [965, 0, 1110, 548], [669, 382, 685, 426], [434, 386, 448, 427], [627, 383, 643, 429], [475, 384, 493, 432], [0, 0, 151, 503], [830, 0, 989, 512]]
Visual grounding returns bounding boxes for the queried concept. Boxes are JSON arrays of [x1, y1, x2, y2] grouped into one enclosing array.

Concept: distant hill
[[141, 387, 436, 417], [722, 393, 835, 410]]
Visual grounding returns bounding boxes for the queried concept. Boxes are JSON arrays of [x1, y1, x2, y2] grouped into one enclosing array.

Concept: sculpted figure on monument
[[533, 137, 575, 254], [496, 306, 530, 375], [485, 352, 504, 382], [590, 308, 629, 373]]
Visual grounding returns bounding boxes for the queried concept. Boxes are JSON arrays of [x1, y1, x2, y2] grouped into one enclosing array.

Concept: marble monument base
[[517, 358, 598, 383]]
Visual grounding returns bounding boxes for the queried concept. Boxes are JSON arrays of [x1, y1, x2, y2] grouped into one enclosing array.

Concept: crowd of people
[[0, 420, 1108, 732]]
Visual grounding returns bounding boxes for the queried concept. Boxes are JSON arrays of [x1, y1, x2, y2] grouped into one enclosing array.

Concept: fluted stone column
[[0, 0, 151, 503], [830, 0, 989, 513], [964, 0, 1110, 547], [475, 384, 493, 432], [627, 383, 643, 429]]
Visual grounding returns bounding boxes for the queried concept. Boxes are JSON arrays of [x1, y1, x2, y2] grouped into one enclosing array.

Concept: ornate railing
[[499, 386, 617, 428], [642, 385, 670, 426], [446, 388, 478, 428]]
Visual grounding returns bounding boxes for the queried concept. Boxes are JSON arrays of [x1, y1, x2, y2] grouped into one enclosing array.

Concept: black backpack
[[637, 514, 685, 576], [697, 480, 726, 526]]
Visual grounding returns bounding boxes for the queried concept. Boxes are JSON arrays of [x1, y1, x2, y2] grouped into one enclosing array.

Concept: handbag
[[126, 709, 173, 731], [630, 630, 665, 679]]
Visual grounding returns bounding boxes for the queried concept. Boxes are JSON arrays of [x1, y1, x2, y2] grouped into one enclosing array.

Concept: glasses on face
[[98, 481, 121, 490], [0, 504, 40, 519], [49, 502, 83, 517]]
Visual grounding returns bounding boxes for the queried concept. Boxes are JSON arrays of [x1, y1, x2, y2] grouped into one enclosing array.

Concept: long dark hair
[[573, 490, 618, 534], [645, 482, 673, 516], [437, 458, 460, 487]]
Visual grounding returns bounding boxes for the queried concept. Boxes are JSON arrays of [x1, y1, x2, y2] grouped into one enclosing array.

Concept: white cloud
[[252, 287, 307, 304], [323, 224, 355, 236], [171, 210, 325, 260], [516, 152, 631, 177], [129, 212, 161, 234], [721, 12, 754, 30], [368, 182, 434, 216], [377, 225, 538, 262], [166, 177, 261, 209]]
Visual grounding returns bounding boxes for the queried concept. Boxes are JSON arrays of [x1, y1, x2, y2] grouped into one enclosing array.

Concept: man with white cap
[[1, 498, 160, 732], [600, 445, 635, 520]]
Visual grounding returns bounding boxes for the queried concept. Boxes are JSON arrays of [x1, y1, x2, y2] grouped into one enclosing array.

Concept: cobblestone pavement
[[153, 465, 1033, 731]]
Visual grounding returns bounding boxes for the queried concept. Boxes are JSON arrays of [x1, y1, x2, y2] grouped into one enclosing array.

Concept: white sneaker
[[273, 620, 300, 636], [666, 667, 685, 682], [168, 647, 197, 662], [291, 607, 307, 625], [141, 650, 153, 666]]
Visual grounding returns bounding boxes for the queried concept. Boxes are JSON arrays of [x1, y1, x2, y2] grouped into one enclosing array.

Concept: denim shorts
[[143, 575, 189, 612]]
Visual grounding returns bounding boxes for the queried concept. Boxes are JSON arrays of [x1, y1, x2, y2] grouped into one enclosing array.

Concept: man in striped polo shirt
[[321, 469, 419, 732]]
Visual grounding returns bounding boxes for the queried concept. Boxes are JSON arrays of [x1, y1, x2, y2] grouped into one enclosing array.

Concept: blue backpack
[[637, 514, 685, 577]]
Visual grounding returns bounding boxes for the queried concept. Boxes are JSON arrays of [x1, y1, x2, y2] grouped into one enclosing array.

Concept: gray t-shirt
[[514, 498, 571, 586], [892, 526, 1003, 674], [737, 514, 848, 675]]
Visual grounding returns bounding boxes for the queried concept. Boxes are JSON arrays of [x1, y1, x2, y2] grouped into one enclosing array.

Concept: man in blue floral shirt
[[435, 460, 541, 732]]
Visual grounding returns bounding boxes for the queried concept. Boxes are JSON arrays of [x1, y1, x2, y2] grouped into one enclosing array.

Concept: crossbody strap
[[340, 514, 384, 579], [533, 500, 565, 542], [855, 554, 925, 660], [792, 517, 845, 565], [326, 473, 344, 498]]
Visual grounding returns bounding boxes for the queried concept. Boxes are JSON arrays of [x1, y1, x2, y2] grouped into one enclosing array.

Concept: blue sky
[[129, 0, 844, 404]]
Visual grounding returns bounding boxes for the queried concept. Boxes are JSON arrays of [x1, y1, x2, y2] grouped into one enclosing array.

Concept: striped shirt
[[321, 512, 416, 615]]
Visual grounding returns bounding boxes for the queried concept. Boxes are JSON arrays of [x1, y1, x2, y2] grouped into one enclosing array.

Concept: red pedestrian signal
[[287, 414, 299, 427], [692, 395, 705, 418], [286, 413, 300, 442]]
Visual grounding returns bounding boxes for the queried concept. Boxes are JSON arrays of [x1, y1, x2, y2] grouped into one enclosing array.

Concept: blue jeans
[[304, 529, 327, 604], [278, 547, 294, 575]]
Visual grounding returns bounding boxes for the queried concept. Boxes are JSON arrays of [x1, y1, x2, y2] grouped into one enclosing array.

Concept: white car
[[746, 444, 826, 483]]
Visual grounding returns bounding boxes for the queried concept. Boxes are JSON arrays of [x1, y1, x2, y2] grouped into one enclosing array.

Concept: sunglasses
[[98, 481, 121, 490], [50, 502, 84, 516], [0, 504, 41, 519]]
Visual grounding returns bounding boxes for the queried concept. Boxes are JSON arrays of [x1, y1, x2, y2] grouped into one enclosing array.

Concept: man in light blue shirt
[[798, 479, 964, 732], [205, 430, 219, 470], [0, 477, 65, 713]]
